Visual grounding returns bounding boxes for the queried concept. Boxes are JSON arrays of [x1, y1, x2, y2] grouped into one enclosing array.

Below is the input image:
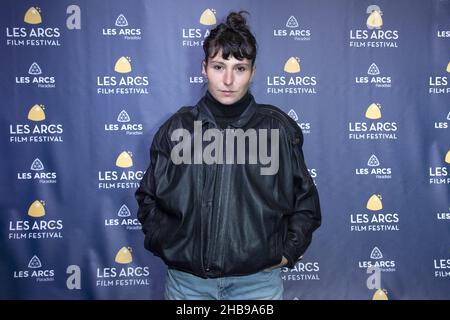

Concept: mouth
[[220, 90, 236, 96]]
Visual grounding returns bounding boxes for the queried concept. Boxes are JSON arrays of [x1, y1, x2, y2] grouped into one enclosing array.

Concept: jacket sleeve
[[135, 126, 170, 241], [283, 129, 321, 268]]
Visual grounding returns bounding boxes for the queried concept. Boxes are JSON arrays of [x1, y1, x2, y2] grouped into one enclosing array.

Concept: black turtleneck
[[205, 90, 252, 129]]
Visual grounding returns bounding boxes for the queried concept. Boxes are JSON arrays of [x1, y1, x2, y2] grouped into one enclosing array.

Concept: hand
[[264, 256, 288, 272]]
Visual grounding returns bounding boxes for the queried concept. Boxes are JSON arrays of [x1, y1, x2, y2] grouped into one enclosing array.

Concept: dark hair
[[203, 11, 257, 66]]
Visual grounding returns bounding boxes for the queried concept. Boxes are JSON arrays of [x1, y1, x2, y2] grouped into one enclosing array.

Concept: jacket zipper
[[204, 127, 225, 274]]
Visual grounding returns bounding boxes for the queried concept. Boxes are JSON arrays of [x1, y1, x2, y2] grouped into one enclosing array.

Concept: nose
[[223, 69, 234, 86]]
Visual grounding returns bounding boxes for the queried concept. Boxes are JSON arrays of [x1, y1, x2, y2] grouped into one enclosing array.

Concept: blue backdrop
[[1, 0, 449, 300]]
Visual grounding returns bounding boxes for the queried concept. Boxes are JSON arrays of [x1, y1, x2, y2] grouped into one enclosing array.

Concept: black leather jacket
[[136, 95, 321, 278]]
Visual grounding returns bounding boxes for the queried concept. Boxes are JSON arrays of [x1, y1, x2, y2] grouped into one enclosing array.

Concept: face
[[202, 50, 255, 105]]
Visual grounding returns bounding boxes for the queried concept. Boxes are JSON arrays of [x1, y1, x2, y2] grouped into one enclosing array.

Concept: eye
[[213, 65, 223, 70], [236, 66, 247, 72]]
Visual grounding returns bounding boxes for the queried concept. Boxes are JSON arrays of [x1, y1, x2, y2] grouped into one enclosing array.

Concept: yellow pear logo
[[116, 151, 133, 168], [24, 7, 42, 25], [366, 5, 383, 29], [372, 289, 388, 300], [199, 9, 216, 26], [284, 57, 301, 73], [446, 62, 450, 73], [28, 200, 46, 218], [365, 103, 382, 120], [367, 194, 383, 211], [115, 247, 132, 264], [27, 104, 46, 121], [445, 150, 450, 164], [114, 56, 132, 73]]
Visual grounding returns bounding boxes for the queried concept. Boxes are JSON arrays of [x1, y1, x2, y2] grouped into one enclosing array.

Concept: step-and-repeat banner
[[1, 0, 449, 300]]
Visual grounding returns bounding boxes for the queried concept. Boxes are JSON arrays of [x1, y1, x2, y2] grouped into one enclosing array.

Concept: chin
[[221, 93, 244, 105], [219, 98, 238, 105]]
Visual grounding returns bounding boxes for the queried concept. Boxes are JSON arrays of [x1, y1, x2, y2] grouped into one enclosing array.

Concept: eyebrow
[[209, 61, 251, 67]]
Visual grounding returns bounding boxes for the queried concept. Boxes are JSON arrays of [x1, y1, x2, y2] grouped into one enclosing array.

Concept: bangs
[[207, 32, 255, 63]]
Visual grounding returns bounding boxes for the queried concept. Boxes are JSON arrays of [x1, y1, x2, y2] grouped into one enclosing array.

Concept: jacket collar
[[197, 94, 257, 128]]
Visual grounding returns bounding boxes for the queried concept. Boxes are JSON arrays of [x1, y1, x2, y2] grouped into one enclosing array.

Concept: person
[[135, 11, 321, 300]]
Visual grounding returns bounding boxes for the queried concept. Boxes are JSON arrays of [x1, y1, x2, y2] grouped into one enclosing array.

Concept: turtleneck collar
[[205, 90, 252, 121], [197, 91, 257, 129]]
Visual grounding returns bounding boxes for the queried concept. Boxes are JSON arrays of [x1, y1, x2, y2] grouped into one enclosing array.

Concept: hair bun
[[226, 11, 248, 30]]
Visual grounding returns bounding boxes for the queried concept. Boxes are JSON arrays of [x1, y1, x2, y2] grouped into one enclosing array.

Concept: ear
[[250, 65, 256, 81], [201, 61, 207, 78]]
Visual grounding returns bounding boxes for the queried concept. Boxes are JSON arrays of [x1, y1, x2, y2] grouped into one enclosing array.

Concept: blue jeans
[[165, 268, 284, 300]]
